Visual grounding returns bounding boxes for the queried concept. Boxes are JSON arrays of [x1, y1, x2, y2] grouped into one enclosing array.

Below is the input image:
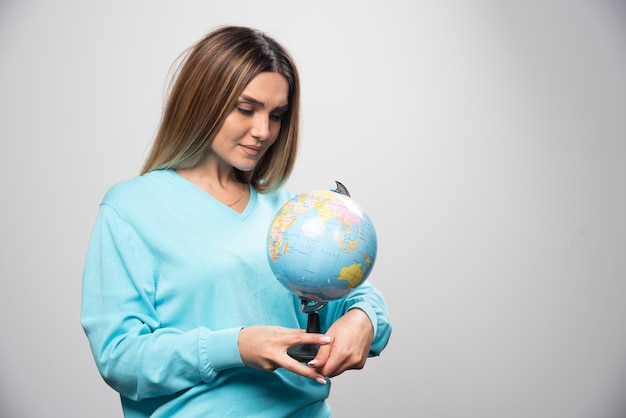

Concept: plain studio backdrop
[[1, 1, 625, 417]]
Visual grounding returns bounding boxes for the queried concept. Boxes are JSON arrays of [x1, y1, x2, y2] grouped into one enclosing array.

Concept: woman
[[81, 25, 392, 417]]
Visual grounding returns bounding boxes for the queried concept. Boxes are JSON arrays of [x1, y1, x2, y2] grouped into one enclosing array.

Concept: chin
[[233, 156, 261, 173], [236, 164, 256, 173]]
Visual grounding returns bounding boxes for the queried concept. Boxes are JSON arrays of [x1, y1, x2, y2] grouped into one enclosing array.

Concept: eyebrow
[[240, 94, 289, 112]]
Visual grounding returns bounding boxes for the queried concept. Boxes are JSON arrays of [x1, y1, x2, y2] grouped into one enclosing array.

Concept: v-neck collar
[[164, 169, 256, 219]]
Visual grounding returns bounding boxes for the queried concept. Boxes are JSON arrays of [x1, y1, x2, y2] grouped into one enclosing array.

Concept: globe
[[266, 188, 377, 303]]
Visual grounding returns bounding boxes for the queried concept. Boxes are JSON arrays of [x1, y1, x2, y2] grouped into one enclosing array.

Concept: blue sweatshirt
[[81, 169, 392, 417]]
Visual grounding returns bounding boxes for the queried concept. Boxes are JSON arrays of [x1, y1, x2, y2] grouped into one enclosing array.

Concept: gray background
[[1, 1, 626, 417]]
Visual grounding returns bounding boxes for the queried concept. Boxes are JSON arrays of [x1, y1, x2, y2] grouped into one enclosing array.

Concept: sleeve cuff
[[198, 327, 244, 382]]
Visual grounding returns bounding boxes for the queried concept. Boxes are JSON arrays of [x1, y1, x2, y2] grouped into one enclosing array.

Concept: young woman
[[81, 25, 392, 417]]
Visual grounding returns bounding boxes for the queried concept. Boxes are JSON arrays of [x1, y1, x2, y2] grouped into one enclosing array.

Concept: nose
[[251, 114, 271, 141]]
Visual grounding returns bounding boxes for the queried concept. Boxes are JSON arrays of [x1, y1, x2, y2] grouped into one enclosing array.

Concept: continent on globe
[[266, 189, 377, 302]]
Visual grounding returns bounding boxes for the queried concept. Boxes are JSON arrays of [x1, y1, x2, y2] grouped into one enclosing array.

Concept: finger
[[319, 353, 346, 378], [314, 343, 355, 378], [293, 333, 331, 346], [285, 333, 331, 360], [307, 341, 331, 369], [280, 354, 328, 385]]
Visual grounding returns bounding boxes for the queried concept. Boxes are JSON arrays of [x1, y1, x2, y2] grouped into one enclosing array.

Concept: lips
[[241, 144, 262, 157]]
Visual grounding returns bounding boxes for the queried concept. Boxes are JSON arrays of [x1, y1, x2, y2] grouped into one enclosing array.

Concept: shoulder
[[255, 187, 295, 208], [100, 169, 173, 210]]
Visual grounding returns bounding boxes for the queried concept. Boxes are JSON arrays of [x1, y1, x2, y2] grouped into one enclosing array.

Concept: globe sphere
[[266, 189, 377, 302]]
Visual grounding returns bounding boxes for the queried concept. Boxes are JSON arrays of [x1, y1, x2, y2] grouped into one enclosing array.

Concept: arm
[[80, 205, 242, 401], [308, 280, 392, 377]]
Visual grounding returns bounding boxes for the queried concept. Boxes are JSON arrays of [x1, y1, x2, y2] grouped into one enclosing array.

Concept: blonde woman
[[81, 25, 391, 417]]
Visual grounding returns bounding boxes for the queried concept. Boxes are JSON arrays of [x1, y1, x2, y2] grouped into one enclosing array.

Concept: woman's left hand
[[306, 308, 374, 378]]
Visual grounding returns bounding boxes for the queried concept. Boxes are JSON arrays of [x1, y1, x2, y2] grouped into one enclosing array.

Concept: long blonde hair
[[141, 26, 301, 193]]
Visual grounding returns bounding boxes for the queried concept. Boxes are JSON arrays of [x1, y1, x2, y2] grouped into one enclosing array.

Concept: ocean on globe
[[266, 189, 377, 302]]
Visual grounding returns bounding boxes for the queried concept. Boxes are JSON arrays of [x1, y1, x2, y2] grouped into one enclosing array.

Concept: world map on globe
[[267, 189, 377, 302]]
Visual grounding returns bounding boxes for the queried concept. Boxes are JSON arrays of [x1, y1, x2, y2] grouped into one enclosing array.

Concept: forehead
[[240, 72, 289, 107]]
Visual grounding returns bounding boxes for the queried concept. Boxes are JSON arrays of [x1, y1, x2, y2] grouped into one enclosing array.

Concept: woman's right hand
[[238, 326, 331, 384]]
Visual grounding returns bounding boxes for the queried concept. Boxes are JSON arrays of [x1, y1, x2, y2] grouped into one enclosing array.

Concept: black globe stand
[[288, 299, 327, 362]]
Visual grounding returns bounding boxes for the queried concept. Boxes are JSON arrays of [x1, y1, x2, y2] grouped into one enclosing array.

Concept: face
[[210, 71, 289, 172]]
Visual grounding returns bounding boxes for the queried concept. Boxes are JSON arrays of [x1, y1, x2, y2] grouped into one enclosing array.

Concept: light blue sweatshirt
[[81, 169, 392, 417]]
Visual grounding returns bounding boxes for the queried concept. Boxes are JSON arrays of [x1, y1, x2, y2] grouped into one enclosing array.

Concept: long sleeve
[[81, 204, 244, 401]]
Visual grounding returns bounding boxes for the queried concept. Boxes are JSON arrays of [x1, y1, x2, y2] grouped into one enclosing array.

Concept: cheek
[[270, 121, 284, 140], [217, 116, 245, 140]]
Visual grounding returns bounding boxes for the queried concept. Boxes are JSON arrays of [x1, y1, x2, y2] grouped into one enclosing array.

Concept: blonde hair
[[141, 26, 300, 193]]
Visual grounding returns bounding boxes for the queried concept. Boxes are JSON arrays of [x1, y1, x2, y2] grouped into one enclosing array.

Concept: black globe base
[[288, 309, 321, 362], [287, 343, 320, 362]]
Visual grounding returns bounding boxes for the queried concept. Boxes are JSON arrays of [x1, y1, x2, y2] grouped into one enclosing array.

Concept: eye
[[270, 112, 285, 122], [236, 106, 254, 116]]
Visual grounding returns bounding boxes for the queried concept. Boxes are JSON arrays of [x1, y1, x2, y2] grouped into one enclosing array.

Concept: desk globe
[[266, 182, 377, 361]]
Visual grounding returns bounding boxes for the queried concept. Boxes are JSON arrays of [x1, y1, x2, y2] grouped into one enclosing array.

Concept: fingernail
[[308, 359, 317, 366], [316, 376, 327, 385], [320, 336, 331, 343]]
